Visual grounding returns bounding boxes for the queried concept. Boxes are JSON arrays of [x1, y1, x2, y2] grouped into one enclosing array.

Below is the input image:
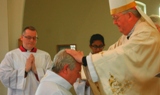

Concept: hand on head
[[65, 49, 84, 63]]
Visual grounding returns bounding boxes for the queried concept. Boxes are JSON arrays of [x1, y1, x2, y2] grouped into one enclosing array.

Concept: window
[[135, 1, 147, 14], [57, 44, 76, 52], [159, 7, 160, 16]]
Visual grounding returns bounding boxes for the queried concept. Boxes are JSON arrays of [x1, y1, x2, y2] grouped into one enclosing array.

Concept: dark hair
[[89, 34, 105, 46], [22, 26, 37, 34]]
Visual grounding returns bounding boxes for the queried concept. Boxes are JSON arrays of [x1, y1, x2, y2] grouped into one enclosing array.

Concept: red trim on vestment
[[19, 45, 37, 52]]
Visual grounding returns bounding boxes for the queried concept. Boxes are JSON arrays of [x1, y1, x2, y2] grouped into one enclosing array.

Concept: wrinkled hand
[[65, 49, 84, 63], [25, 54, 34, 72]]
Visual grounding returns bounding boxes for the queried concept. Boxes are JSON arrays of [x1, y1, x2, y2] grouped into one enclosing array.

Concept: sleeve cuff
[[82, 56, 87, 66]]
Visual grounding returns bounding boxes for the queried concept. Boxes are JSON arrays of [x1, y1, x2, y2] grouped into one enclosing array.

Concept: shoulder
[[1, 49, 21, 61], [36, 82, 54, 94], [37, 81, 66, 95], [133, 19, 157, 38], [5, 48, 20, 56], [135, 19, 156, 32]]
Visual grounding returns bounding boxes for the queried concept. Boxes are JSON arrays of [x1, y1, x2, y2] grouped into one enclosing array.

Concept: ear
[[128, 12, 134, 21], [62, 64, 69, 74], [20, 35, 23, 41]]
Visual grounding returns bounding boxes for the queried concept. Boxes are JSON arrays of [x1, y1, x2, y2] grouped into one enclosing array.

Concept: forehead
[[92, 40, 104, 45], [24, 29, 37, 35], [112, 12, 123, 17]]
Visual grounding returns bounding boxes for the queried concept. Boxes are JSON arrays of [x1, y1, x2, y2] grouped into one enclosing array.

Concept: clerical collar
[[127, 29, 133, 39], [127, 20, 138, 39], [19, 45, 37, 52]]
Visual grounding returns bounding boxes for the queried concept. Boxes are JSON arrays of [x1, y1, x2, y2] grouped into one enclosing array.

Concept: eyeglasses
[[91, 45, 104, 49], [112, 13, 125, 21], [23, 35, 38, 40]]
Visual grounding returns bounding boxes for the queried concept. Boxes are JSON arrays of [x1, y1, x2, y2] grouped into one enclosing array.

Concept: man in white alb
[[0, 26, 53, 95]]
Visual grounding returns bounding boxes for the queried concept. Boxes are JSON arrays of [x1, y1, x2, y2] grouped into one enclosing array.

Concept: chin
[[119, 30, 123, 33], [27, 47, 34, 50], [119, 30, 126, 35]]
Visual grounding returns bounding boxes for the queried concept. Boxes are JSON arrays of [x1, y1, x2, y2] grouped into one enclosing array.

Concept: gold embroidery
[[109, 73, 133, 95]]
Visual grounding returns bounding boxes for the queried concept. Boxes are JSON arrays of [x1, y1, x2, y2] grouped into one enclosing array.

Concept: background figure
[[77, 34, 105, 95], [74, 34, 105, 95], [0, 26, 52, 95], [87, 34, 105, 95], [150, 15, 160, 32], [66, 0, 160, 95], [89, 34, 105, 54], [35, 49, 81, 95]]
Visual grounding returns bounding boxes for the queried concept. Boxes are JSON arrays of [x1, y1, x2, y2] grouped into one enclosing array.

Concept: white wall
[[8, 0, 25, 50], [0, 0, 9, 94], [0, 0, 9, 62], [0, 0, 25, 94]]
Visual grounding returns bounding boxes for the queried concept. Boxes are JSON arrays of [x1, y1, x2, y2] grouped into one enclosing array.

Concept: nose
[[30, 38, 34, 41], [95, 48, 102, 53]]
